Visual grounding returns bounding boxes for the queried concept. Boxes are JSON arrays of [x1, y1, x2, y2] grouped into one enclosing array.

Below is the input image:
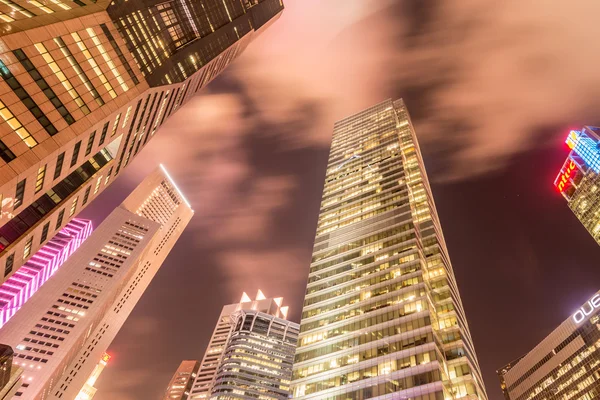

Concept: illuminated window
[[121, 106, 132, 129], [0, 0, 34, 18], [48, 0, 70, 9], [0, 11, 14, 22], [104, 166, 113, 185], [13, 49, 75, 125], [99, 121, 110, 145], [14, 179, 26, 209], [86, 27, 129, 93], [157, 2, 185, 47], [100, 24, 139, 85], [54, 37, 105, 106], [54, 152, 65, 180], [23, 236, 33, 259], [28, 0, 52, 13], [68, 196, 78, 217], [0, 99, 37, 148], [34, 42, 91, 114], [34, 165, 46, 193], [0, 60, 57, 136], [71, 32, 117, 99], [111, 113, 121, 137], [93, 176, 102, 194]]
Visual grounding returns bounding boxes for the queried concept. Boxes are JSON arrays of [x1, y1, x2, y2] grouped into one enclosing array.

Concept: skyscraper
[[163, 360, 200, 400], [555, 127, 600, 246], [209, 309, 299, 400], [0, 165, 193, 399], [497, 289, 600, 400], [0, 0, 284, 283], [290, 99, 488, 400], [189, 291, 290, 399]]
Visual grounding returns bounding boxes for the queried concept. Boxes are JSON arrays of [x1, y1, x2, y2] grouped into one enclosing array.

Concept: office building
[[0, 218, 92, 328], [163, 360, 200, 400], [0, 166, 193, 399], [189, 291, 289, 399], [497, 290, 600, 400], [0, 0, 284, 282], [210, 309, 299, 400], [74, 353, 111, 400], [290, 99, 488, 400], [0, 344, 22, 399], [555, 127, 600, 246]]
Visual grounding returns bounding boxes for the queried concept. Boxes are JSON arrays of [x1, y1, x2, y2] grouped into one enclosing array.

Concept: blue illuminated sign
[[566, 130, 600, 173]]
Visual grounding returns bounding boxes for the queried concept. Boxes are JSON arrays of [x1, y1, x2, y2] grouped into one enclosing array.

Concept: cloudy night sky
[[77, 1, 600, 399]]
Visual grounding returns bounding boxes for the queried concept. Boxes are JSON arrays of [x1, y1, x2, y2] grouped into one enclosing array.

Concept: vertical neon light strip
[[0, 219, 92, 328]]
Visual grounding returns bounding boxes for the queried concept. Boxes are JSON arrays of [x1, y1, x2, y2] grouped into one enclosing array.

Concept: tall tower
[[0, 0, 284, 283], [0, 165, 193, 399], [554, 127, 600, 246], [162, 360, 200, 400], [290, 99, 488, 400], [189, 291, 290, 399]]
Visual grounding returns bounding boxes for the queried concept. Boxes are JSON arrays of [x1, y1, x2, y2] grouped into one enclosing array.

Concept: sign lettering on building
[[573, 294, 600, 324]]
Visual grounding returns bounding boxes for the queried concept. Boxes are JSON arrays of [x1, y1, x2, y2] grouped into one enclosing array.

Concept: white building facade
[[0, 166, 193, 399]]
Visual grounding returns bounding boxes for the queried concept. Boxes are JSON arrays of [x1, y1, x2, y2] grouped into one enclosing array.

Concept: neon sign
[[573, 294, 600, 324], [0, 219, 92, 328], [555, 160, 577, 192], [564, 130, 600, 173], [566, 130, 579, 150]]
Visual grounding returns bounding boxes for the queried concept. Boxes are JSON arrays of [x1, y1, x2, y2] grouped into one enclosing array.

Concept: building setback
[[189, 291, 290, 399], [210, 309, 299, 400], [555, 127, 600, 246], [290, 99, 488, 400], [163, 360, 200, 400], [0, 0, 284, 283], [0, 165, 193, 399], [498, 290, 600, 400]]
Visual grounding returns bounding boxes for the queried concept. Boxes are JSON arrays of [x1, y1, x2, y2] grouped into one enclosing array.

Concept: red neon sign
[[556, 160, 576, 192]]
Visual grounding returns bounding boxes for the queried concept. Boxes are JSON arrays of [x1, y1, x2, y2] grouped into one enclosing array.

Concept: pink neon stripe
[[0, 219, 93, 329]]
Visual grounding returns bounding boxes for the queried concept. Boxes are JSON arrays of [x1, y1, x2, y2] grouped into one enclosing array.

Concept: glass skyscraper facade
[[291, 99, 487, 400], [555, 126, 600, 246]]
